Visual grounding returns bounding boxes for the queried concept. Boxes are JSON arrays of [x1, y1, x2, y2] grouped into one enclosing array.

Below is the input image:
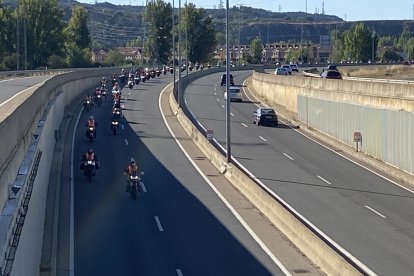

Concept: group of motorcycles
[[80, 69, 168, 199]]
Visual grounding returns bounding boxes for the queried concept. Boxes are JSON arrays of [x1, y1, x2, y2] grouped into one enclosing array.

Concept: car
[[290, 63, 299, 72], [224, 86, 242, 102], [253, 108, 278, 126], [326, 64, 338, 71], [321, 70, 342, 79], [281, 64, 292, 75], [220, 74, 234, 86], [274, 67, 289, 75]]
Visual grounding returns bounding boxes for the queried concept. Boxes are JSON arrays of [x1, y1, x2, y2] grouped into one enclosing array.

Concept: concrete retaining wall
[[0, 68, 115, 275], [251, 71, 414, 113]]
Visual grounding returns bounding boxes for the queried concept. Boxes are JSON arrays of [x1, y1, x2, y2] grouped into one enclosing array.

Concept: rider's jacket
[[87, 120, 95, 128]]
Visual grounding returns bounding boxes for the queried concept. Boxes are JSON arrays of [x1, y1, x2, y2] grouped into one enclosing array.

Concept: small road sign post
[[207, 129, 213, 142], [353, 131, 362, 152]]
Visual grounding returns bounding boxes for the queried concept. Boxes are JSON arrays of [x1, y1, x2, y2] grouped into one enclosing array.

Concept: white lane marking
[[128, 92, 131, 95], [216, 98, 220, 102], [283, 153, 294, 160], [121, 124, 125, 130], [176, 269, 183, 276], [230, 112, 234, 116], [159, 84, 291, 275], [221, 104, 225, 108], [242, 78, 414, 196], [154, 216, 164, 231], [0, 82, 43, 107], [122, 104, 125, 108], [140, 182, 147, 192], [241, 123, 248, 128], [124, 138, 129, 146], [259, 136, 267, 142], [214, 92, 217, 95], [70, 106, 84, 276], [365, 206, 386, 218], [317, 175, 332, 185]]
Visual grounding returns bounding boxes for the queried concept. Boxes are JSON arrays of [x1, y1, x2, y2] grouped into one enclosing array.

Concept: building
[[117, 47, 143, 61]]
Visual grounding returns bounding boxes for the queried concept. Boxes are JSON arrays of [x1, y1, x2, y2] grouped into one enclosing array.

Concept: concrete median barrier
[[169, 73, 373, 275]]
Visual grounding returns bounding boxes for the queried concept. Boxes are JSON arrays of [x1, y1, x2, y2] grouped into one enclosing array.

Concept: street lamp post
[[225, 0, 231, 163], [172, 0, 176, 87], [178, 0, 182, 108]]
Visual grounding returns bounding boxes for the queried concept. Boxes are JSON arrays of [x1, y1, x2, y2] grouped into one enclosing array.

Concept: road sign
[[353, 132, 362, 142], [207, 129, 213, 141]]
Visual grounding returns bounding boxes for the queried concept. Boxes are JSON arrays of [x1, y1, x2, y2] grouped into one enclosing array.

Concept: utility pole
[[24, 18, 27, 70], [178, 0, 182, 107], [238, 5, 241, 67], [172, 0, 176, 87], [16, 15, 20, 70], [372, 25, 375, 63], [225, 0, 231, 163], [185, 0, 188, 75]]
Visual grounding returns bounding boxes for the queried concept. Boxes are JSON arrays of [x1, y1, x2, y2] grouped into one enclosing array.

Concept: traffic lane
[[0, 75, 51, 104], [122, 76, 283, 275], [74, 78, 279, 275], [74, 84, 182, 276], [185, 72, 414, 274]]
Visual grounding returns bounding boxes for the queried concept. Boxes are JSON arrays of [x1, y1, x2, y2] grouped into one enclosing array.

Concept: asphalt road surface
[[185, 71, 414, 275], [0, 76, 50, 105], [67, 74, 285, 275]]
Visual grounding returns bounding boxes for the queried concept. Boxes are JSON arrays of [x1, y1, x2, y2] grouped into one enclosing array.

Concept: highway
[[66, 74, 285, 275], [185, 71, 414, 275], [0, 76, 51, 105]]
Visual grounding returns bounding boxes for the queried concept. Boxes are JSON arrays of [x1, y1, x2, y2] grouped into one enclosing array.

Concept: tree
[[343, 23, 373, 63], [181, 3, 217, 63], [0, 1, 15, 69], [249, 38, 262, 63], [144, 0, 172, 64], [64, 5, 91, 67], [105, 50, 125, 66], [17, 0, 65, 69]]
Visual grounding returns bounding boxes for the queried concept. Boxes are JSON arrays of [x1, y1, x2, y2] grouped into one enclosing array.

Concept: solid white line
[[121, 124, 125, 130], [140, 182, 147, 192], [0, 83, 43, 107], [221, 104, 225, 108], [283, 153, 294, 160], [365, 206, 386, 218], [259, 136, 267, 142], [124, 138, 129, 146], [70, 106, 83, 276], [158, 84, 291, 276], [241, 123, 248, 128], [176, 269, 183, 276], [317, 175, 332, 185], [154, 216, 164, 231]]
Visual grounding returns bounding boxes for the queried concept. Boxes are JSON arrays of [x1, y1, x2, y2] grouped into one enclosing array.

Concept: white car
[[290, 63, 299, 72], [275, 67, 289, 75], [281, 64, 292, 75], [224, 86, 242, 102]]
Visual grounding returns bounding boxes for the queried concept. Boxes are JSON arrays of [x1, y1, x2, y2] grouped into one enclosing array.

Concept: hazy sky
[[76, 0, 414, 21]]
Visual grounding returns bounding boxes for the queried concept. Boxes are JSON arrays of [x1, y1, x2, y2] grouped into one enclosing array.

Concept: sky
[[76, 0, 414, 21]]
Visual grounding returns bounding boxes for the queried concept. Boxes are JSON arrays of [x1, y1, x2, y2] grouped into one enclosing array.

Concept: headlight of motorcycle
[[87, 161, 93, 164], [89, 127, 94, 131]]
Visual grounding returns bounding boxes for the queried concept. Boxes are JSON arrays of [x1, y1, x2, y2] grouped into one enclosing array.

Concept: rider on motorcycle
[[86, 116, 97, 136], [80, 148, 100, 174], [124, 158, 140, 192]]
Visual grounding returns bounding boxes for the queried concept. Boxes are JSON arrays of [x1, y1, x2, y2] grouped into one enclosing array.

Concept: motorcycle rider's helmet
[[102, 77, 106, 81], [87, 148, 93, 154], [130, 158, 136, 165], [89, 116, 94, 120]]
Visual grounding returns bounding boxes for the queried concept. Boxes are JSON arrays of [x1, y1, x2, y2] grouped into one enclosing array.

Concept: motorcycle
[[150, 70, 156, 78], [134, 76, 140, 85], [140, 74, 146, 82], [82, 160, 96, 182], [128, 171, 144, 200], [112, 107, 122, 119], [128, 80, 134, 89], [169, 67, 173, 74], [84, 100, 92, 112], [156, 70, 161, 77], [86, 126, 96, 143], [95, 94, 102, 106], [162, 68, 167, 75], [111, 118, 119, 135]]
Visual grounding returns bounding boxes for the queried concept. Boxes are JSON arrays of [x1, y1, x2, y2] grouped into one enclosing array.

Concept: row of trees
[[0, 0, 91, 70]]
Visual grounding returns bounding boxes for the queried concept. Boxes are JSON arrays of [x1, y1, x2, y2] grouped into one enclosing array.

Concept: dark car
[[220, 74, 234, 86], [253, 108, 278, 126], [321, 70, 342, 79]]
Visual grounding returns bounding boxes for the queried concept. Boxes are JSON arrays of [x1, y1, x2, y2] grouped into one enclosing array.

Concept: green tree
[[17, 0, 65, 69], [105, 49, 125, 66], [330, 29, 345, 63], [343, 23, 373, 63], [0, 1, 15, 70], [64, 6, 91, 67], [144, 0, 172, 64], [181, 3, 217, 63], [249, 38, 262, 63]]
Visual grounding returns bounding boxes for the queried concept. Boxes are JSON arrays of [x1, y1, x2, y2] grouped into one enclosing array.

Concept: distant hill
[[4, 0, 414, 48]]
